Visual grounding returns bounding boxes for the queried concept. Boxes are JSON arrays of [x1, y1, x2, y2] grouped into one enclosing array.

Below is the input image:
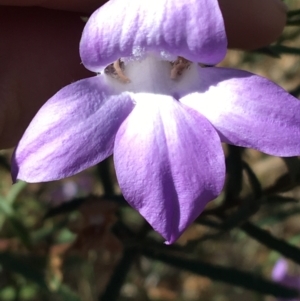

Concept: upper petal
[[114, 94, 225, 243], [12, 77, 134, 182], [181, 67, 300, 156], [80, 0, 227, 71]]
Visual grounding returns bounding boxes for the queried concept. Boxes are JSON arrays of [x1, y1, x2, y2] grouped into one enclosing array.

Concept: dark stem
[[97, 158, 115, 195], [99, 247, 138, 301], [141, 244, 299, 298], [240, 221, 300, 265], [99, 222, 150, 301]]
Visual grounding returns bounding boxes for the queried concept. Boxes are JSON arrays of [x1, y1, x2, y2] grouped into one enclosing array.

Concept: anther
[[170, 57, 191, 79], [104, 59, 130, 83]]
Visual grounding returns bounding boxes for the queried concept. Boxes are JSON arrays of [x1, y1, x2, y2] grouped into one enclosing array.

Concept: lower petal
[[181, 67, 300, 156], [12, 77, 134, 182], [114, 94, 225, 243]]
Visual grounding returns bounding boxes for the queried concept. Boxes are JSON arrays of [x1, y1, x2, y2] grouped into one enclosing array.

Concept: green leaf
[[6, 181, 27, 205], [56, 284, 82, 301], [0, 252, 82, 300], [287, 20, 300, 26], [7, 216, 32, 248], [0, 197, 32, 248], [253, 47, 281, 58], [0, 252, 48, 290], [270, 45, 300, 56], [31, 219, 69, 243], [287, 9, 300, 25], [288, 9, 300, 17]]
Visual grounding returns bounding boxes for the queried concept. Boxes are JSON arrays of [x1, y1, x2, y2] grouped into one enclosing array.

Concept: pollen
[[104, 59, 130, 83], [170, 57, 191, 80], [104, 55, 193, 86]]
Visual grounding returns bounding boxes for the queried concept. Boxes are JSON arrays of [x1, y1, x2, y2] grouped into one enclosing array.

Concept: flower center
[[105, 56, 191, 83], [170, 57, 191, 80], [102, 54, 200, 97], [104, 59, 130, 83]]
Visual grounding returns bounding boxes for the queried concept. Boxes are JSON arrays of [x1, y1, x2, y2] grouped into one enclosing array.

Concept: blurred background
[[0, 0, 300, 300]]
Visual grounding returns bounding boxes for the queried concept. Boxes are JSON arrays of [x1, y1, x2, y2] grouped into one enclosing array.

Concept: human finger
[[0, 0, 288, 148], [219, 0, 287, 49], [0, 0, 287, 49], [0, 7, 92, 148]]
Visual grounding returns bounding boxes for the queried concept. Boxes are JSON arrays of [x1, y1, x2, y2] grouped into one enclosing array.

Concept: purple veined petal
[[12, 77, 134, 182], [114, 94, 225, 244], [181, 67, 300, 157], [80, 0, 227, 71]]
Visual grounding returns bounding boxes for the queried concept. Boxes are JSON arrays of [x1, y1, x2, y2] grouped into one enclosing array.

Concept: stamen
[[170, 57, 191, 79], [104, 59, 130, 83], [198, 63, 214, 68]]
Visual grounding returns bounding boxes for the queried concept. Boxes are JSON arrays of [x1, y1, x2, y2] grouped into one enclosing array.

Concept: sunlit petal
[[12, 77, 134, 182], [181, 67, 300, 156], [114, 94, 225, 243], [80, 0, 227, 71]]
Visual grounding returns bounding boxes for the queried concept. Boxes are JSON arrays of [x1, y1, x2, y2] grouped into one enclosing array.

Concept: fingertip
[[218, 0, 287, 50], [0, 0, 107, 13]]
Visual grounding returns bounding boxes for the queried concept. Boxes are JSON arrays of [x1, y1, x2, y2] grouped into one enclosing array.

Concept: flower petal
[[80, 0, 227, 71], [181, 67, 300, 156], [272, 259, 288, 282], [12, 77, 134, 182], [114, 94, 225, 243]]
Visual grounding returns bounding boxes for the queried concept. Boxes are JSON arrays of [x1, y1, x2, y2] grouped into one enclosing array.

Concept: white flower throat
[[105, 56, 190, 82], [101, 55, 202, 98]]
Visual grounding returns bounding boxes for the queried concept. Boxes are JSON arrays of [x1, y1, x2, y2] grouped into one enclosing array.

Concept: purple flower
[[272, 259, 300, 301], [12, 0, 300, 243]]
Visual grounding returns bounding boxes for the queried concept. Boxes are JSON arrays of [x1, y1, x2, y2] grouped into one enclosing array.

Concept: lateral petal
[[12, 77, 134, 182], [181, 67, 300, 156]]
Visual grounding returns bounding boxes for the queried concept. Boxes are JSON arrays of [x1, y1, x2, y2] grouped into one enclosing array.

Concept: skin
[[0, 0, 287, 148]]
